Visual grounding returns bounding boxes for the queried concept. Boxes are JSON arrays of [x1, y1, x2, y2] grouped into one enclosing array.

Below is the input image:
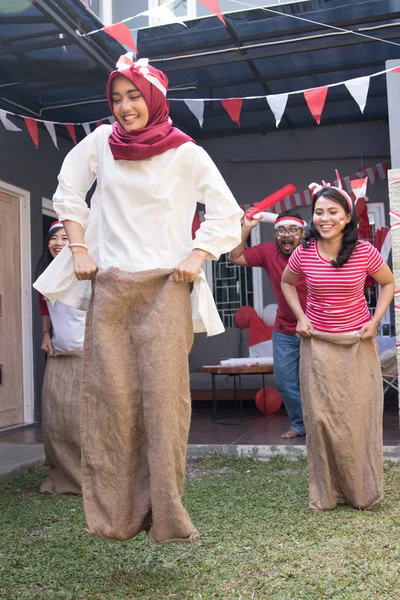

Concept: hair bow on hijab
[[115, 53, 167, 96]]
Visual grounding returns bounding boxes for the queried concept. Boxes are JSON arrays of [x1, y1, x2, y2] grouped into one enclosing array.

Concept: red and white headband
[[274, 216, 307, 230], [309, 170, 353, 212], [116, 53, 167, 97], [48, 221, 63, 233]]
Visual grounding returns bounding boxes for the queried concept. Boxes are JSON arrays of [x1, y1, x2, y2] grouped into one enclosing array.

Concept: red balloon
[[234, 306, 257, 329], [255, 387, 282, 415]]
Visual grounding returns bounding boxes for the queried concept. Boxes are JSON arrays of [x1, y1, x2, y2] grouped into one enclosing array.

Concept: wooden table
[[201, 364, 274, 424]]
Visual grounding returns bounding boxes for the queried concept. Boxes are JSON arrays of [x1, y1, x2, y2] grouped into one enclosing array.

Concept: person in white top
[[36, 221, 84, 495], [34, 54, 243, 544]]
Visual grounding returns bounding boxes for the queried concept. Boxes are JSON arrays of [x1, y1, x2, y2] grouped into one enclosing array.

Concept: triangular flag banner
[[24, 117, 39, 149], [104, 23, 138, 54], [221, 99, 242, 127], [184, 100, 204, 127], [198, 0, 226, 25], [392, 66, 400, 73], [139, 5, 187, 26], [82, 123, 91, 137], [351, 176, 368, 201], [266, 93, 288, 127], [108, 116, 115, 124], [345, 76, 370, 113], [66, 124, 77, 145], [44, 121, 58, 148], [304, 87, 328, 125], [0, 110, 22, 132], [96, 120, 103, 128]]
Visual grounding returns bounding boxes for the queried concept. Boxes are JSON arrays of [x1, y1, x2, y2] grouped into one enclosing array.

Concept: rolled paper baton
[[246, 184, 297, 219]]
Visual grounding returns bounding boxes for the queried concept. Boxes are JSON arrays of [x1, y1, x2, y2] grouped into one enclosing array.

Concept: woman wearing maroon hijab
[[34, 54, 243, 544]]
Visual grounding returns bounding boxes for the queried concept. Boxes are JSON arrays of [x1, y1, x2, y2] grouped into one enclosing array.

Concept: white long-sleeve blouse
[[34, 125, 243, 336]]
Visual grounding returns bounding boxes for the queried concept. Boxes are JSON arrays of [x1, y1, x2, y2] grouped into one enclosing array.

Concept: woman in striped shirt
[[281, 184, 394, 511]]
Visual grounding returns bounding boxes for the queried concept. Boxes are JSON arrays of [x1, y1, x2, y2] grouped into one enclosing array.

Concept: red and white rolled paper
[[246, 184, 297, 219]]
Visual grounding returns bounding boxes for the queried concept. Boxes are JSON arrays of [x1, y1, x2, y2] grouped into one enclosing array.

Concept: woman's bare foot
[[281, 429, 302, 439]]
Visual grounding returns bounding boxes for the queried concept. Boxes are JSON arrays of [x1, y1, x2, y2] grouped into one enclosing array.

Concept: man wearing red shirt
[[229, 210, 307, 438]]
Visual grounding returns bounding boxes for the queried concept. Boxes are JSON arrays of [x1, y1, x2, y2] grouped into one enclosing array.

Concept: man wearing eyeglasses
[[229, 210, 307, 439]]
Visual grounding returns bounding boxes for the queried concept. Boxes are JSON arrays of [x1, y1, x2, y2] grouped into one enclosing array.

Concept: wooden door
[[0, 191, 23, 428]]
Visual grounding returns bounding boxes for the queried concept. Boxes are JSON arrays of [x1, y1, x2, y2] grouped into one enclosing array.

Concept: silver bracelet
[[68, 243, 88, 251]]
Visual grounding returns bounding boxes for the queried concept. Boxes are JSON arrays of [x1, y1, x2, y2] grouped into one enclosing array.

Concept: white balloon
[[262, 304, 278, 326]]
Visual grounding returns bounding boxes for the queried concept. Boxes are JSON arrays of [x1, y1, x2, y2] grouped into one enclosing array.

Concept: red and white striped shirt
[[288, 240, 384, 332]]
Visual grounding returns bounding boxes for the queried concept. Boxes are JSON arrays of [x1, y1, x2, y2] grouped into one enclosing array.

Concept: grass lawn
[[1, 457, 400, 600]]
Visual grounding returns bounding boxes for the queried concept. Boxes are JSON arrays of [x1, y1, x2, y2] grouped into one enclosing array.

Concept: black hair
[[277, 209, 304, 221], [302, 187, 358, 268], [35, 224, 64, 279]]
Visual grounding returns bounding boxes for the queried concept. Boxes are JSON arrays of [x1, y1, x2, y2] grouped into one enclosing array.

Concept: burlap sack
[[40, 350, 82, 495], [81, 268, 198, 543], [300, 331, 383, 511]]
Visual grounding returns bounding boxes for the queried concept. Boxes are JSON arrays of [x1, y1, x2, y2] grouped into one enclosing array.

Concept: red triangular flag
[[96, 120, 103, 128], [104, 23, 138, 54], [24, 117, 39, 149], [65, 124, 77, 145], [304, 87, 328, 125], [198, 0, 226, 25], [221, 99, 242, 126], [392, 66, 400, 73]]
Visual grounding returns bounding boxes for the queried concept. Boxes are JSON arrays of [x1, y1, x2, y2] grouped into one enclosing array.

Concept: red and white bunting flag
[[198, 0, 226, 25], [366, 166, 376, 185], [266, 93, 288, 127], [65, 124, 77, 145], [304, 87, 328, 125], [104, 23, 138, 54], [221, 99, 242, 126], [184, 100, 204, 127], [82, 123, 91, 137], [24, 117, 39, 149], [345, 76, 370, 113], [351, 177, 368, 201], [0, 109, 22, 132], [44, 121, 58, 149], [139, 4, 187, 26], [96, 120, 103, 128]]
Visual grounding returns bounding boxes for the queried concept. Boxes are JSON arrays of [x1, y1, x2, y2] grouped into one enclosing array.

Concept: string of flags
[[1, 64, 399, 149]]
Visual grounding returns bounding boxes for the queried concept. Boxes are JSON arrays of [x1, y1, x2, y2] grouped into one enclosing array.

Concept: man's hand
[[71, 247, 97, 281], [243, 212, 263, 229], [174, 249, 208, 283]]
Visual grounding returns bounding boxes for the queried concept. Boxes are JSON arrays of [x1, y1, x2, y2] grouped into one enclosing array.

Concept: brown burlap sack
[[40, 350, 82, 495], [300, 331, 383, 511], [81, 268, 198, 543]]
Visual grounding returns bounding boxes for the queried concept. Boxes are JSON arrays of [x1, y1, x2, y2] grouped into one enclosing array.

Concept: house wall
[[0, 123, 74, 422], [198, 120, 391, 304]]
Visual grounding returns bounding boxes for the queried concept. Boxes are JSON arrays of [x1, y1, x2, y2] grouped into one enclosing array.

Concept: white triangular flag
[[44, 121, 58, 148], [82, 123, 91, 137], [266, 94, 288, 127], [0, 109, 22, 131], [345, 76, 370, 113], [108, 116, 115, 124], [139, 4, 187, 26], [184, 100, 204, 127]]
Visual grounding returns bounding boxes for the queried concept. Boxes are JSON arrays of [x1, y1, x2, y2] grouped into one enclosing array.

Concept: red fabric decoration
[[192, 214, 201, 239], [304, 87, 328, 125], [248, 312, 272, 347], [221, 99, 242, 127], [104, 23, 138, 54], [24, 117, 39, 149], [255, 387, 282, 415], [65, 124, 77, 145], [106, 63, 193, 161], [198, 0, 226, 25], [356, 197, 371, 240], [234, 306, 257, 330], [392, 67, 400, 73], [96, 120, 103, 128]]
